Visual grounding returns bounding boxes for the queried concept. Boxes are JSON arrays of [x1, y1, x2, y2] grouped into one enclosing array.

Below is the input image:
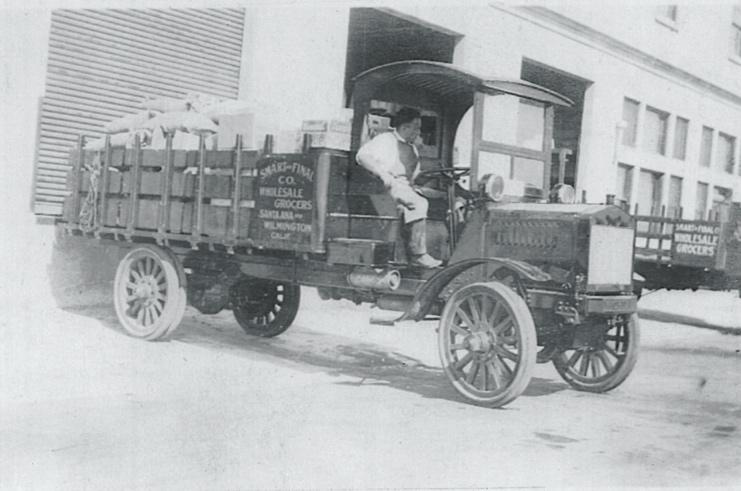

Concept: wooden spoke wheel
[[491, 266, 555, 363], [231, 278, 300, 337], [553, 313, 639, 392], [438, 282, 537, 407], [113, 245, 186, 340]]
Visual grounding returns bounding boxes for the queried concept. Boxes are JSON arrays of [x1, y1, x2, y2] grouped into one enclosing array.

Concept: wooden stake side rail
[[63, 135, 261, 249], [634, 212, 723, 267]]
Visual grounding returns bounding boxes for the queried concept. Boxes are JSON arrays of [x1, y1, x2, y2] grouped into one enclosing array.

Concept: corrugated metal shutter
[[32, 8, 245, 215]]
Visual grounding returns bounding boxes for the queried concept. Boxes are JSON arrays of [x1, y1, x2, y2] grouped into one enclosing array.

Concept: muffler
[[346, 267, 401, 291]]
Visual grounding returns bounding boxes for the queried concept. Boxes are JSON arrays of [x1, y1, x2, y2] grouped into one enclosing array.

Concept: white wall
[[555, 4, 741, 96], [238, 3, 350, 149], [1, 8, 55, 308]]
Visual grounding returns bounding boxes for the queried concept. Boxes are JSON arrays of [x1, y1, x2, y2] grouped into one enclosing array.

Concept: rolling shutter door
[[33, 8, 246, 215]]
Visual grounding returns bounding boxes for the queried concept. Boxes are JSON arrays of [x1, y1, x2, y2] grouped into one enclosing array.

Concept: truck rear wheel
[[231, 278, 300, 337], [438, 282, 537, 408], [113, 245, 187, 340], [553, 313, 639, 392]]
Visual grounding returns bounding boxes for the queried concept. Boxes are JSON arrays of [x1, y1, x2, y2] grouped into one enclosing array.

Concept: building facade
[[33, 3, 741, 222]]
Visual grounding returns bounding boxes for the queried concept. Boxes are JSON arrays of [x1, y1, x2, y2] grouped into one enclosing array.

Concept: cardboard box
[[305, 130, 350, 151], [301, 119, 352, 134], [366, 114, 390, 132]]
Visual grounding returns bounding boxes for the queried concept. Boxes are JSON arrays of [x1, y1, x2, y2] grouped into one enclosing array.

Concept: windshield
[[454, 94, 548, 190]]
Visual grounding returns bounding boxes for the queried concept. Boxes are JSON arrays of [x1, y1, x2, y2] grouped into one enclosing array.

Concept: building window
[[712, 186, 733, 219], [622, 98, 640, 146], [668, 176, 683, 218], [695, 182, 709, 220], [717, 132, 736, 174], [673, 117, 689, 160], [643, 106, 669, 155], [700, 126, 714, 167], [617, 163, 633, 205], [637, 170, 663, 215]]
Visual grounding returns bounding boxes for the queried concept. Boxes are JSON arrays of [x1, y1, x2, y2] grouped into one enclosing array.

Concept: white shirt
[[355, 130, 420, 185]]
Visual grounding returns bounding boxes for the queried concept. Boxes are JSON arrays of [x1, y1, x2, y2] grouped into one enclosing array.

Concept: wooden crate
[[204, 175, 232, 199], [138, 170, 163, 195], [203, 205, 230, 236], [172, 172, 195, 198], [168, 201, 193, 234], [135, 198, 160, 230]]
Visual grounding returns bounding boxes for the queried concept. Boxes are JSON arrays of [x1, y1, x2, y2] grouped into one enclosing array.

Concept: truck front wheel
[[438, 282, 537, 408], [552, 313, 639, 393], [231, 278, 300, 337]]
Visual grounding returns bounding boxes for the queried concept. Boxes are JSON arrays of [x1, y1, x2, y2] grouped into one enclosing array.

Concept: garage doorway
[[520, 59, 591, 189], [344, 8, 461, 104]]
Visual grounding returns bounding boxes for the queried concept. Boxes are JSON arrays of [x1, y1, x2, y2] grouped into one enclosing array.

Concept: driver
[[356, 107, 442, 268]]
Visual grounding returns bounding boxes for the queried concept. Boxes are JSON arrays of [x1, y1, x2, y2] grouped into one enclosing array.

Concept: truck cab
[[292, 60, 574, 268]]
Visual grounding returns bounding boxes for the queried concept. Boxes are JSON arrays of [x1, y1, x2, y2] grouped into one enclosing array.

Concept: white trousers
[[388, 176, 428, 223]]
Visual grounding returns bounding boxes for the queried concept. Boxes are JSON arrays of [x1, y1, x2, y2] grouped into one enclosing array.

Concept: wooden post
[[97, 135, 112, 235], [263, 134, 274, 155], [126, 134, 142, 238], [230, 134, 243, 243], [191, 135, 206, 247], [541, 105, 555, 192], [157, 132, 174, 239], [470, 92, 485, 190], [70, 135, 85, 226]]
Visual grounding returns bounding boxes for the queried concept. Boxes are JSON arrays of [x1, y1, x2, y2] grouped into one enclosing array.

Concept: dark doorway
[[521, 59, 591, 188], [344, 8, 460, 104]]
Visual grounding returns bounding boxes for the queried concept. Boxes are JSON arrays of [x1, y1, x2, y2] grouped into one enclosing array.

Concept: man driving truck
[[356, 107, 442, 268]]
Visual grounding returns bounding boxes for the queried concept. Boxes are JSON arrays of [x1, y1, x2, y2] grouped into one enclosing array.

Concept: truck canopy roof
[[351, 60, 573, 108]]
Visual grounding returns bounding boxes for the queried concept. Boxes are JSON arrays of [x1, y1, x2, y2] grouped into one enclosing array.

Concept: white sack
[[200, 100, 253, 123], [84, 130, 151, 150], [103, 110, 157, 134], [186, 92, 223, 113], [144, 111, 218, 135]]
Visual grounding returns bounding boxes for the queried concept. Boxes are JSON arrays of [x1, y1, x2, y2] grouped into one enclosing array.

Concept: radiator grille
[[588, 225, 634, 286]]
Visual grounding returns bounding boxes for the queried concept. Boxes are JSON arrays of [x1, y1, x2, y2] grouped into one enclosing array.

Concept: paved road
[[1, 290, 740, 489]]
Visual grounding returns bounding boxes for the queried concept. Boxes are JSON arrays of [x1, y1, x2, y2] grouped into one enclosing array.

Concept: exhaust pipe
[[347, 268, 401, 291]]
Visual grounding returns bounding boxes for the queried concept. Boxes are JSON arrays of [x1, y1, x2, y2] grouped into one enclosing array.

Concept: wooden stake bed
[[62, 135, 349, 254]]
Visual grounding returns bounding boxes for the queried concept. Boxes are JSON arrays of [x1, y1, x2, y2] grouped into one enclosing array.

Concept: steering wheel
[[417, 166, 471, 181]]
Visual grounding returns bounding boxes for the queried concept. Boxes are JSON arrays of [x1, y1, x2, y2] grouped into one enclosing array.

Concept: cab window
[[361, 100, 441, 159], [454, 94, 548, 190]]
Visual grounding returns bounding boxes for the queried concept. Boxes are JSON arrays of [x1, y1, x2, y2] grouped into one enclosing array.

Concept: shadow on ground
[[65, 305, 569, 407], [639, 308, 741, 335]]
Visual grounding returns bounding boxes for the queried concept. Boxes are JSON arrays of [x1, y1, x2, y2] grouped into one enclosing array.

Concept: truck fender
[[399, 258, 551, 322]]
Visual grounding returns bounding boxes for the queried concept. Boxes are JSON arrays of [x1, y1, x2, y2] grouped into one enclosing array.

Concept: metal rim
[[232, 279, 300, 337], [113, 246, 185, 340], [553, 314, 639, 391], [438, 282, 536, 406]]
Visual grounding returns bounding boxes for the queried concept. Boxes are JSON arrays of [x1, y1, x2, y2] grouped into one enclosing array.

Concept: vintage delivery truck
[[59, 61, 639, 407], [633, 204, 741, 295]]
